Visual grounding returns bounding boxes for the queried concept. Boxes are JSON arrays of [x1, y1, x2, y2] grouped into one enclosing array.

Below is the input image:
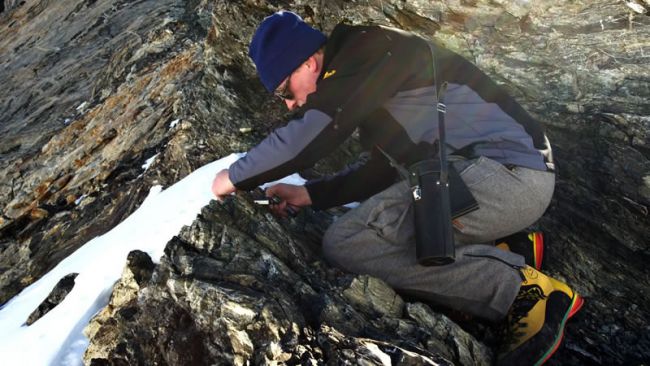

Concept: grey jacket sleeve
[[228, 109, 333, 190]]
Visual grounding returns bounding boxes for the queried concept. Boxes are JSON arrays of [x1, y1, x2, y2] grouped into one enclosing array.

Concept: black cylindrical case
[[409, 159, 455, 266]]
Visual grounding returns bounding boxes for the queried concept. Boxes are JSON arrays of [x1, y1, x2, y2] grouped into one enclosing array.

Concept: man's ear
[[306, 55, 321, 74]]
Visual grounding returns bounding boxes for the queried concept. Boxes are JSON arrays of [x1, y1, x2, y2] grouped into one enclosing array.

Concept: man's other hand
[[265, 183, 312, 217], [212, 169, 236, 200]]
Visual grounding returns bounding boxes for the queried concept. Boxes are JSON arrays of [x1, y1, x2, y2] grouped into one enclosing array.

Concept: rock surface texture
[[0, 0, 648, 365]]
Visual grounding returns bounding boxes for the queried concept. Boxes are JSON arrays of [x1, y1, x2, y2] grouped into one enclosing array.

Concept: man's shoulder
[[327, 23, 384, 51], [328, 22, 421, 45], [324, 22, 424, 67]]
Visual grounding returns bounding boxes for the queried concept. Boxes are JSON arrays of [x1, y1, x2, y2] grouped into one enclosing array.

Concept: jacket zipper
[[464, 253, 525, 280]]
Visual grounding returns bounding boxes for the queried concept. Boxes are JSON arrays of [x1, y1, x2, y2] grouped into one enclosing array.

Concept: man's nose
[[285, 99, 297, 110]]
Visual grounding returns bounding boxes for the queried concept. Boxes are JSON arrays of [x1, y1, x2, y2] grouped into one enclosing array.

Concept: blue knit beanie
[[249, 11, 327, 92]]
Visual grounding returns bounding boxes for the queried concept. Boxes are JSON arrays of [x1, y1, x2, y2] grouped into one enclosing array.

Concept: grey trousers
[[322, 156, 555, 321]]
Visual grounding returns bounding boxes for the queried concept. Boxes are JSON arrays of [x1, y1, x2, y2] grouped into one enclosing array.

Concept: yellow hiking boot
[[496, 231, 544, 270], [497, 266, 584, 366]]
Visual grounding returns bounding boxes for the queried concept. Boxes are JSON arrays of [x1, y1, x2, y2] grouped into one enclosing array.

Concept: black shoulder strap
[[426, 41, 449, 184], [377, 40, 449, 182]]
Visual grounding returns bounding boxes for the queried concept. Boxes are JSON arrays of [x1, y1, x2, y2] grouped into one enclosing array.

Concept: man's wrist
[[299, 186, 312, 206]]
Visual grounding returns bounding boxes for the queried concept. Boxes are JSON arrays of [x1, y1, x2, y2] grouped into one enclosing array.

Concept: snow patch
[[0, 153, 309, 365], [76, 102, 88, 112], [74, 194, 87, 206], [141, 153, 159, 171]]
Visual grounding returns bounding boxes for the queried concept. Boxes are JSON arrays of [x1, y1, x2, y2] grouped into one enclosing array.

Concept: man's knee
[[322, 222, 345, 265]]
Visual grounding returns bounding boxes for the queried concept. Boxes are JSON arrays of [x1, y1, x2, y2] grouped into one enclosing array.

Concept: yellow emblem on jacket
[[323, 69, 337, 79]]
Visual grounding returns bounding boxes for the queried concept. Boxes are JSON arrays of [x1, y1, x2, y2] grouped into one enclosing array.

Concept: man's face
[[274, 55, 321, 110]]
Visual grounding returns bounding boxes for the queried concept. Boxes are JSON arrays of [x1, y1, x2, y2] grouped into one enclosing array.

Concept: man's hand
[[265, 183, 312, 217], [211, 169, 236, 200]]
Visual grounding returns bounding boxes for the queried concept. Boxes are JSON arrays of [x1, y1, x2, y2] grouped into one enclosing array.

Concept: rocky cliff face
[[1, 0, 648, 365]]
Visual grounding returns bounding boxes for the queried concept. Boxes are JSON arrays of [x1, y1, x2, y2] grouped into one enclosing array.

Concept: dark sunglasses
[[274, 74, 294, 101]]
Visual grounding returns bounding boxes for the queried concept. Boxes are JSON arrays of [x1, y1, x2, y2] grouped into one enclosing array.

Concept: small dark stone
[[25, 273, 79, 325], [126, 250, 154, 286]]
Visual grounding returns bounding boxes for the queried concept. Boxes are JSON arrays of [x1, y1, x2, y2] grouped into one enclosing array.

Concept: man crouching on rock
[[211, 10, 583, 365]]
